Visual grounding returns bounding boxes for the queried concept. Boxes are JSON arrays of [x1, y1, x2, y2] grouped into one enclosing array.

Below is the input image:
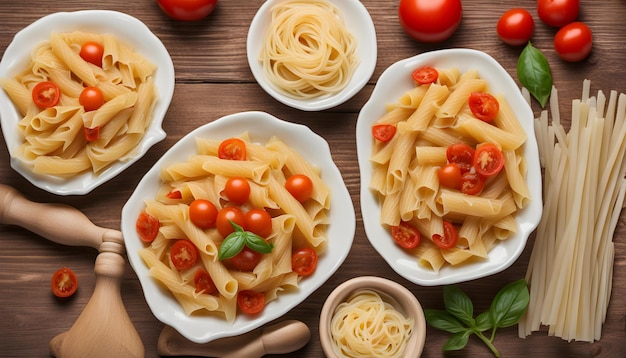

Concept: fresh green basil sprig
[[424, 278, 529, 357], [517, 42, 553, 108], [217, 221, 274, 260]]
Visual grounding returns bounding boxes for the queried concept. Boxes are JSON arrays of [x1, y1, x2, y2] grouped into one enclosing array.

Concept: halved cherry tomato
[[32, 81, 60, 108], [218, 138, 246, 160], [291, 247, 318, 276], [245, 209, 273, 238], [166, 190, 183, 199], [170, 239, 198, 270], [216, 206, 245, 237], [136, 211, 160, 243], [391, 221, 421, 249], [194, 268, 217, 295], [446, 143, 475, 174], [554, 22, 592, 62], [473, 143, 505, 177], [237, 290, 265, 315], [437, 163, 462, 190], [469, 92, 499, 122], [496, 8, 534, 46], [285, 174, 313, 202], [411, 66, 439, 84], [223, 177, 250, 204], [460, 171, 486, 195], [432, 220, 458, 249], [537, 0, 579, 28], [79, 87, 104, 112], [51, 267, 78, 298], [189, 199, 218, 229], [372, 124, 397, 142], [83, 126, 100, 142], [229, 246, 263, 271], [79, 41, 104, 67]]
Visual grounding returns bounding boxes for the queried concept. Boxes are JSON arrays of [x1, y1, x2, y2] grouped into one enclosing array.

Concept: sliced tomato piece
[[446, 143, 475, 174], [432, 220, 458, 249], [32, 81, 60, 108], [83, 126, 100, 142], [460, 171, 486, 195], [391, 221, 421, 249], [473, 143, 505, 177], [238, 290, 265, 315], [194, 268, 217, 295], [291, 247, 318, 276], [411, 66, 439, 84], [170, 239, 198, 270], [51, 267, 78, 298], [469, 92, 500, 122], [136, 211, 160, 243], [372, 124, 397, 142], [166, 190, 182, 199], [218, 138, 247, 160]]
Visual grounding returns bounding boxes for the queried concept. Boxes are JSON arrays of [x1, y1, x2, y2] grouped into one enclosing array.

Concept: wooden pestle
[[157, 320, 311, 357]]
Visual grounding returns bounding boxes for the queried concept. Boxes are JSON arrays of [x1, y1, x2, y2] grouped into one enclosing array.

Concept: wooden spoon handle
[[0, 184, 117, 249]]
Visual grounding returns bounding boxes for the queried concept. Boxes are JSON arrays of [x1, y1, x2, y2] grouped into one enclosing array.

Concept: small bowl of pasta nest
[[246, 0, 377, 111], [0, 10, 175, 195], [319, 276, 426, 358]]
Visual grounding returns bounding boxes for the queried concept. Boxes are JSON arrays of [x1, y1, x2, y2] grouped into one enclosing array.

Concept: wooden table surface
[[1, 1, 625, 357]]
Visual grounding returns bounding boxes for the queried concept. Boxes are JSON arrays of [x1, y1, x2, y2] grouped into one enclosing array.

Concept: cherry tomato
[[285, 174, 313, 202], [136, 211, 160, 243], [83, 126, 100, 142], [194, 268, 217, 295], [170, 239, 198, 270], [245, 209, 273, 238], [51, 267, 78, 298], [537, 0, 579, 28], [218, 138, 246, 160], [237, 290, 265, 315], [157, 0, 218, 21], [411, 66, 439, 84], [79, 87, 104, 112], [437, 163, 462, 190], [166, 190, 182, 199], [223, 177, 250, 204], [496, 8, 534, 46], [229, 246, 263, 271], [216, 206, 245, 237], [446, 143, 475, 174], [32, 81, 60, 108], [398, 0, 462, 43], [391, 221, 421, 249], [432, 220, 458, 249], [79, 42, 104, 67], [554, 22, 592, 62], [460, 171, 486, 195], [189, 199, 218, 229], [473, 143, 504, 177], [468, 92, 499, 122], [291, 247, 318, 276], [372, 124, 397, 142]]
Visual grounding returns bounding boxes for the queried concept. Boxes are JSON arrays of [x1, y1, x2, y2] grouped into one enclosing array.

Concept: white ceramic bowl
[[246, 0, 377, 111], [0, 10, 175, 195], [319, 276, 426, 358], [121, 111, 356, 343], [356, 49, 543, 286]]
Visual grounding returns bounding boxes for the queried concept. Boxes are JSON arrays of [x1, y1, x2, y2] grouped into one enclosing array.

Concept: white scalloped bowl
[[356, 49, 543, 286], [121, 111, 356, 343], [0, 10, 175, 195], [246, 0, 377, 111]]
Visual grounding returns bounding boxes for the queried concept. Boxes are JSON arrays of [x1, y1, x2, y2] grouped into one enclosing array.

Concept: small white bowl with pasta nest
[[246, 0, 377, 111], [356, 49, 543, 286], [120, 111, 356, 343], [0, 10, 175, 195], [319, 276, 426, 358]]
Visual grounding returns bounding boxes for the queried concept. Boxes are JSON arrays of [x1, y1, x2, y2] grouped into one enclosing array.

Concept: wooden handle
[[157, 320, 311, 357], [0, 184, 118, 249]]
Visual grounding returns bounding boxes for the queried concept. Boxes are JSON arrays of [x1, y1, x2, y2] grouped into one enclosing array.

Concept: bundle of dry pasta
[[137, 133, 330, 321], [519, 80, 623, 342], [0, 31, 157, 176], [369, 67, 530, 272]]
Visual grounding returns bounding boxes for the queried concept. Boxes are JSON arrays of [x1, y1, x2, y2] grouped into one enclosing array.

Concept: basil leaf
[[245, 232, 274, 254], [424, 309, 469, 334], [517, 42, 553, 108], [442, 331, 471, 352], [218, 231, 245, 260], [475, 311, 493, 332], [444, 285, 476, 327], [489, 279, 530, 328]]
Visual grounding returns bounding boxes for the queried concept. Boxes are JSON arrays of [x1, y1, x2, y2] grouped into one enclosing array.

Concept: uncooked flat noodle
[[259, 0, 358, 99], [330, 289, 414, 358]]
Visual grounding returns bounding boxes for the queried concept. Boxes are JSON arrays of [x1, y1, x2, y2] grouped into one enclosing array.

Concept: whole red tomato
[[496, 8, 534, 46], [157, 0, 218, 21], [398, 0, 462, 43], [554, 22, 592, 62], [537, 0, 579, 27]]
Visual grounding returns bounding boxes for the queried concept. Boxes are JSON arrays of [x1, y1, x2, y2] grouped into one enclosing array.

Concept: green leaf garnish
[[517, 42, 553, 107], [217, 220, 274, 260]]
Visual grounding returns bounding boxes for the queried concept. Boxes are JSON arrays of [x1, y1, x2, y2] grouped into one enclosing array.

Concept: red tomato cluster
[[438, 142, 504, 196]]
